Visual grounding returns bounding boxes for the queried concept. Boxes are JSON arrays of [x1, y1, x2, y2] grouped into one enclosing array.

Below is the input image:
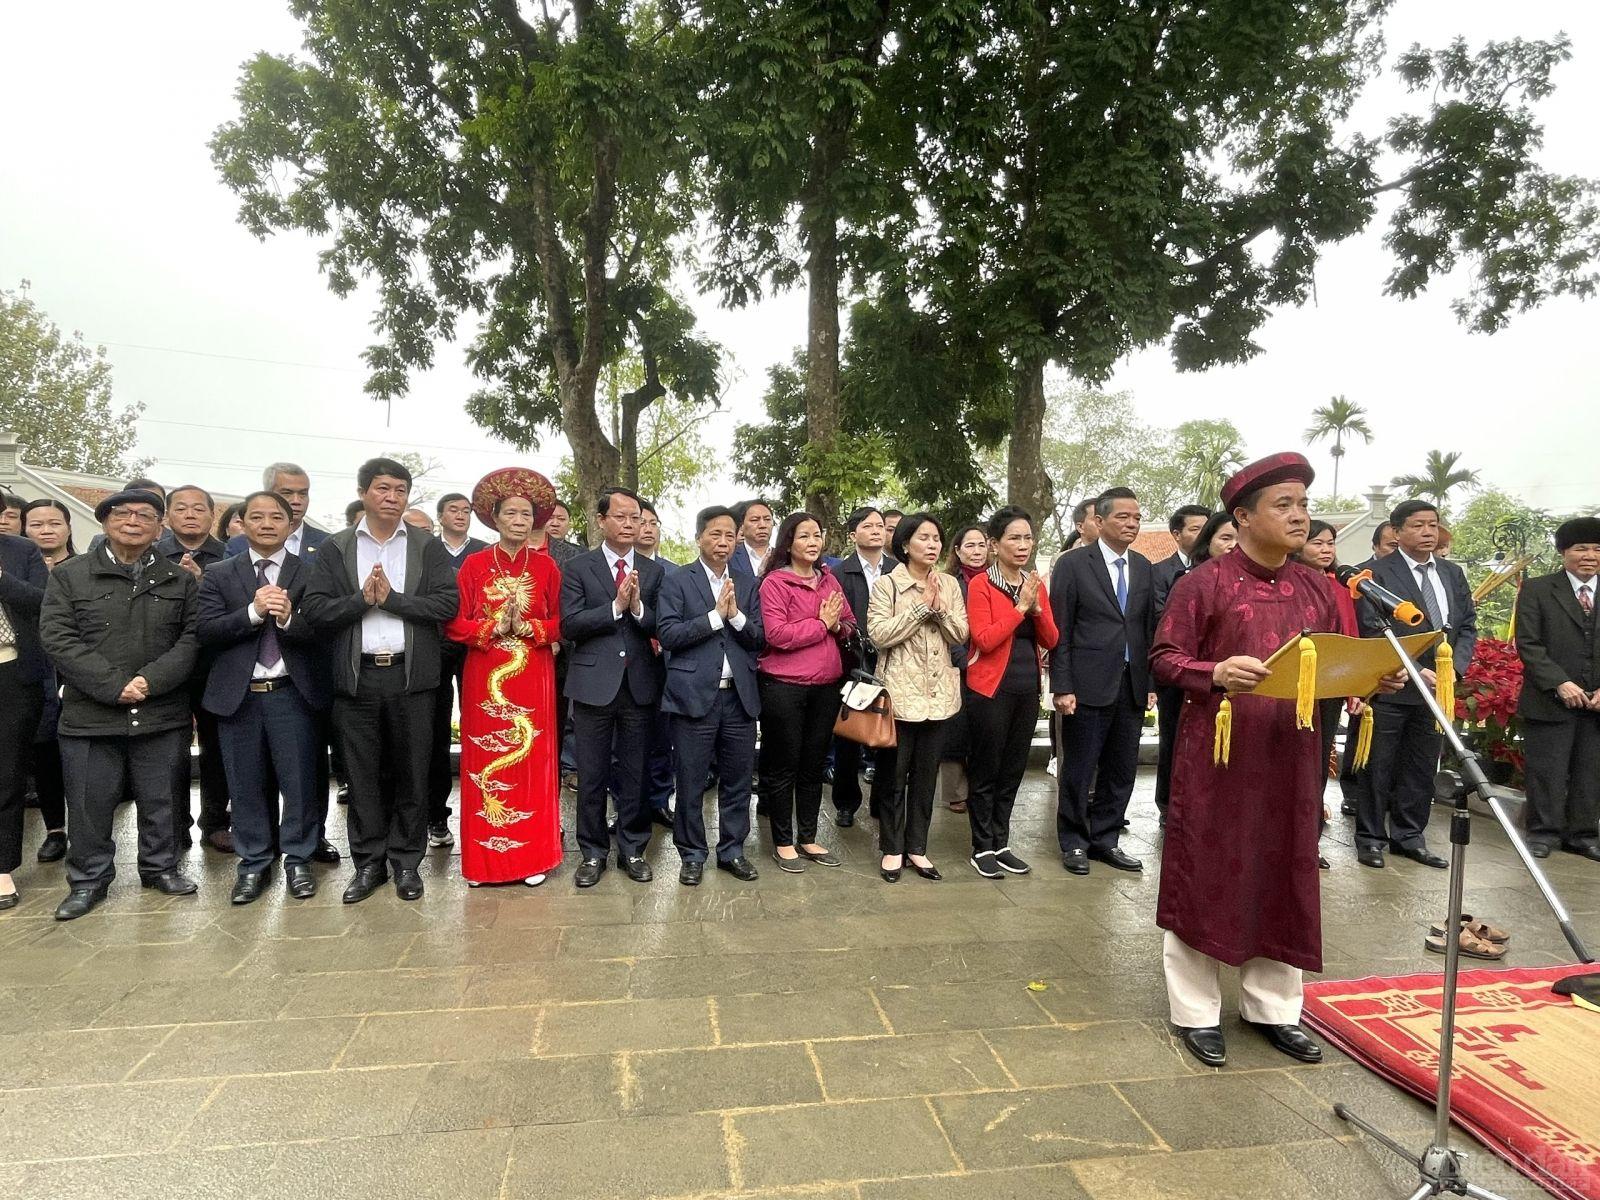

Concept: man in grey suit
[[1356, 499, 1477, 869]]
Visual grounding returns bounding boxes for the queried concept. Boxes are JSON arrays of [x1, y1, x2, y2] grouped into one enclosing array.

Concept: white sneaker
[[524, 874, 547, 887], [1046, 756, 1059, 778]]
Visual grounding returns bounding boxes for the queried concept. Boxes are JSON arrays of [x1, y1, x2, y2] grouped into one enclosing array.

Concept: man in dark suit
[[657, 505, 765, 885], [155, 484, 234, 853], [1356, 499, 1477, 869], [41, 490, 201, 920], [830, 505, 898, 826], [425, 492, 489, 849], [635, 500, 679, 824], [560, 486, 666, 888], [1151, 504, 1212, 820], [1049, 487, 1156, 875], [1515, 518, 1600, 861], [197, 492, 333, 903], [0, 531, 49, 910], [228, 463, 339, 860], [727, 498, 775, 581], [302, 457, 460, 904]]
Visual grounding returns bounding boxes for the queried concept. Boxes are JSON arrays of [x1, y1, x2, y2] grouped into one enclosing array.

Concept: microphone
[[1334, 565, 1423, 627]]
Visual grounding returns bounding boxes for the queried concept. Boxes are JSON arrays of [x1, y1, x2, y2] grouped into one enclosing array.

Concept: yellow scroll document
[[1211, 630, 1445, 768]]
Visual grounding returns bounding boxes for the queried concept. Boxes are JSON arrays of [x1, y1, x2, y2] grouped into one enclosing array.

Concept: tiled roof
[[1133, 529, 1178, 562]]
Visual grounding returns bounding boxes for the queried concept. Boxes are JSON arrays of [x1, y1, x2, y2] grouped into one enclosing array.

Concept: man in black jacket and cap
[[41, 489, 201, 920]]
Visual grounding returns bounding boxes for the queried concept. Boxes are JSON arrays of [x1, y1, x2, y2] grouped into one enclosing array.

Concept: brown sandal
[[948, 800, 967, 813], [1424, 928, 1506, 961], [1428, 914, 1511, 945]]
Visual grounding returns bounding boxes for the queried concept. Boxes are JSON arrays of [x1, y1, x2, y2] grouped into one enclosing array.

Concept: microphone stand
[[1333, 625, 1593, 1200]]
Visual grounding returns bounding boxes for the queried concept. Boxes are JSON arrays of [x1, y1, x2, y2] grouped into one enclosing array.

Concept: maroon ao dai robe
[[1151, 547, 1343, 972]]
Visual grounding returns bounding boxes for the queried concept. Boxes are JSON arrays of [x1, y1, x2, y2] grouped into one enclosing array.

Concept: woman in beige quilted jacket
[[867, 513, 968, 883]]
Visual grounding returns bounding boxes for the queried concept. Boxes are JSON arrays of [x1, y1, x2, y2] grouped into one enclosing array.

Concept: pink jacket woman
[[757, 566, 857, 685]]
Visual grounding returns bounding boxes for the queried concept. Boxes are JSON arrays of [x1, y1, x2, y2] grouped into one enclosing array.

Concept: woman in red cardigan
[[963, 506, 1060, 876]]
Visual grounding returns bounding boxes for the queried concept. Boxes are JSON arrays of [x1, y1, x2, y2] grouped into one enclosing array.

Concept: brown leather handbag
[[834, 673, 897, 748]]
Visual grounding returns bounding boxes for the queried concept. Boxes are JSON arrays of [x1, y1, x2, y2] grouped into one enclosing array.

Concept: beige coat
[[866, 566, 969, 723]]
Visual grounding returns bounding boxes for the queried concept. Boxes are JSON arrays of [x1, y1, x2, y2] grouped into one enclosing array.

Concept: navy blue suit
[[0, 534, 49, 875], [226, 523, 328, 561], [559, 547, 666, 861], [197, 551, 330, 874], [727, 543, 767, 583], [657, 560, 764, 864]]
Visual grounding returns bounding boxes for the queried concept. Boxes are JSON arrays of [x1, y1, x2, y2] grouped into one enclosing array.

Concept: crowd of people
[[2, 449, 1597, 1069]]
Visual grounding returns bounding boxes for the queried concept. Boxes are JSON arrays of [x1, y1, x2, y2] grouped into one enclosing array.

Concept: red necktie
[[1581, 584, 1593, 616], [614, 558, 628, 591]]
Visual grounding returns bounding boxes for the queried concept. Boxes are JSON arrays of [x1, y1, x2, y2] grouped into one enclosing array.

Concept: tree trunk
[[560, 376, 620, 547], [1008, 352, 1052, 523], [802, 118, 845, 547]]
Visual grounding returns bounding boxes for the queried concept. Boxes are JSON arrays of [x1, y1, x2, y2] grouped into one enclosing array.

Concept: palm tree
[[1303, 395, 1373, 498], [1390, 450, 1480, 513], [1175, 419, 1247, 508]]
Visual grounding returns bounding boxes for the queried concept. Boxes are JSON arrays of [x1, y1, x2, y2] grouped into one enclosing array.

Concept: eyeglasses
[[108, 507, 161, 523]]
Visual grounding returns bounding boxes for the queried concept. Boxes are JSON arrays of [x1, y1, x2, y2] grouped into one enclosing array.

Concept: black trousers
[[27, 737, 67, 831], [1055, 673, 1141, 854], [1523, 713, 1600, 849], [219, 683, 324, 875], [333, 664, 434, 872], [964, 689, 1036, 854], [573, 689, 653, 861], [619, 707, 675, 812], [428, 654, 465, 825], [61, 728, 187, 888], [672, 691, 756, 863], [1359, 702, 1439, 852], [1, 664, 45, 874], [830, 736, 897, 818], [881, 718, 946, 857], [758, 676, 836, 847], [1152, 685, 1183, 815], [173, 678, 230, 838]]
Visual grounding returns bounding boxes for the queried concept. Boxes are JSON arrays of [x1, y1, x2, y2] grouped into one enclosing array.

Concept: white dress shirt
[[1402, 551, 1451, 626], [1568, 572, 1597, 606], [702, 561, 749, 681], [856, 551, 886, 589], [742, 542, 769, 576], [245, 547, 291, 679], [1098, 538, 1132, 595], [285, 524, 304, 557], [355, 517, 409, 654], [604, 545, 644, 620], [442, 534, 473, 559]]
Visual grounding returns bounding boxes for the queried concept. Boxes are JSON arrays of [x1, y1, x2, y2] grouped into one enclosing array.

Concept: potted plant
[[1454, 636, 1524, 786]]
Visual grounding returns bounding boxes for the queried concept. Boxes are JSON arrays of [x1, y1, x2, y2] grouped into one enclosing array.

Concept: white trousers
[[1162, 930, 1303, 1028]]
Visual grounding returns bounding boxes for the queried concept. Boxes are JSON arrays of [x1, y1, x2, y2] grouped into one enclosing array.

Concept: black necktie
[[1416, 562, 1443, 630]]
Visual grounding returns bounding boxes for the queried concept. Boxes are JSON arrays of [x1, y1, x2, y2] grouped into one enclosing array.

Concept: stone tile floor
[[2, 769, 1596, 1199]]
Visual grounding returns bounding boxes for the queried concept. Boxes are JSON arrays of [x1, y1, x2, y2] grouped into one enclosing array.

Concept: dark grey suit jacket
[[1516, 570, 1599, 724], [1048, 543, 1155, 705], [1359, 551, 1477, 708]]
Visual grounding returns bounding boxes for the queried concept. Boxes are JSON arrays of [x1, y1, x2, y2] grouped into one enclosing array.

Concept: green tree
[[876, 11, 1599, 520], [0, 283, 144, 475], [1391, 449, 1480, 516], [383, 450, 444, 507], [1449, 489, 1560, 634], [1303, 395, 1374, 498], [1172, 420, 1247, 510], [211, 0, 717, 515], [1034, 386, 1153, 541]]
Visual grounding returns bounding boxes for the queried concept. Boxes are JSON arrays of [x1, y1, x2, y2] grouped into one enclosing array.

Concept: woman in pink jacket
[[757, 513, 856, 873]]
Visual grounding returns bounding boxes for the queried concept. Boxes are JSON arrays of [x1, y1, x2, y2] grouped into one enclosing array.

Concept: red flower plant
[[1455, 637, 1525, 776]]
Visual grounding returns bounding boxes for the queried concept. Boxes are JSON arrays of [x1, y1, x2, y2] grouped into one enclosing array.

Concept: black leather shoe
[[1062, 849, 1090, 875], [1358, 847, 1385, 869], [231, 871, 270, 905], [718, 856, 759, 882], [833, 810, 855, 827], [1248, 1021, 1323, 1063], [1562, 842, 1600, 863], [621, 855, 653, 883], [394, 868, 424, 901], [1394, 844, 1447, 869], [36, 831, 67, 863], [909, 861, 942, 881], [311, 838, 341, 865], [771, 851, 806, 874], [0, 890, 19, 911], [286, 864, 317, 899], [574, 857, 606, 888], [342, 864, 387, 904], [880, 866, 901, 883], [1528, 843, 1552, 859], [140, 871, 198, 895], [1176, 1025, 1227, 1068], [1090, 846, 1143, 872], [679, 861, 704, 887], [55, 885, 109, 921], [1340, 800, 1356, 816], [651, 809, 675, 830]]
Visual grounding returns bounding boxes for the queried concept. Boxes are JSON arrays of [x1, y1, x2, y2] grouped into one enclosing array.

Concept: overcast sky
[[2, 1, 1596, 537]]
